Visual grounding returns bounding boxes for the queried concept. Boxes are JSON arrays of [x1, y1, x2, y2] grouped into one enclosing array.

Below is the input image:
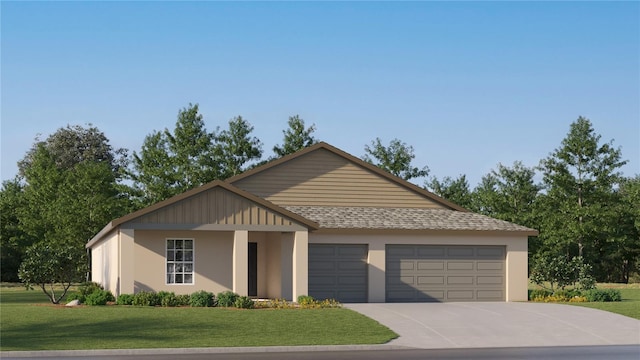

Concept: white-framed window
[[166, 238, 194, 285]]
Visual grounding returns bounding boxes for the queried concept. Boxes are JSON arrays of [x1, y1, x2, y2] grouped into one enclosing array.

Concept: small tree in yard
[[18, 242, 87, 304]]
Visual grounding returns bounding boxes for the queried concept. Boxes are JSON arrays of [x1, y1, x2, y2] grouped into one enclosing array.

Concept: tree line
[[1, 104, 638, 289]]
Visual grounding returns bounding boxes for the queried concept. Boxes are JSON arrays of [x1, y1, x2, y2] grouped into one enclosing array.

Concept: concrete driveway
[[346, 302, 640, 349]]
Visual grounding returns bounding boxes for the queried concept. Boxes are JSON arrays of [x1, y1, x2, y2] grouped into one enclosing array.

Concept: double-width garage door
[[308, 244, 368, 303], [386, 245, 505, 302]]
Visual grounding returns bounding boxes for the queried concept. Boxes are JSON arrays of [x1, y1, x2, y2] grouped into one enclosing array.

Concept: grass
[[568, 285, 640, 320], [0, 288, 397, 351], [529, 282, 640, 320]]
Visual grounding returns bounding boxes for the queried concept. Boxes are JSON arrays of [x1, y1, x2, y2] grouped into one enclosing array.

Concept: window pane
[[176, 251, 183, 261], [184, 274, 193, 284], [175, 274, 183, 283], [175, 241, 183, 250], [184, 240, 193, 250], [176, 263, 183, 273], [167, 274, 174, 284], [184, 251, 193, 261], [167, 240, 175, 249], [167, 250, 174, 260], [167, 263, 175, 273], [184, 263, 193, 272]]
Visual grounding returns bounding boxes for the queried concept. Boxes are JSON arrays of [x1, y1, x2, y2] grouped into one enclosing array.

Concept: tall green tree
[[603, 176, 640, 282], [363, 138, 429, 181], [272, 115, 318, 158], [537, 116, 628, 280], [0, 179, 31, 282], [472, 161, 540, 227], [425, 175, 473, 209], [13, 125, 130, 285], [130, 104, 219, 205], [216, 116, 263, 179]]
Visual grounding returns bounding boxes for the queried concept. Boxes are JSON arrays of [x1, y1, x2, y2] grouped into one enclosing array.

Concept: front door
[[248, 242, 257, 297]]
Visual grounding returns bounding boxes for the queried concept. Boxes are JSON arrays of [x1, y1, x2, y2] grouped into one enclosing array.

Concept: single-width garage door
[[386, 245, 505, 302], [308, 244, 368, 303]]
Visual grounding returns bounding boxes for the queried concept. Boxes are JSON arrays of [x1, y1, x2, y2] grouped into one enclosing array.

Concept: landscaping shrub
[[254, 298, 295, 309], [66, 292, 85, 303], [217, 291, 239, 307], [297, 295, 315, 306], [176, 294, 191, 306], [585, 288, 622, 302], [78, 282, 104, 297], [529, 289, 552, 301], [190, 290, 215, 307], [84, 289, 115, 306], [133, 291, 160, 306], [116, 294, 134, 305], [234, 296, 254, 309], [158, 291, 179, 307]]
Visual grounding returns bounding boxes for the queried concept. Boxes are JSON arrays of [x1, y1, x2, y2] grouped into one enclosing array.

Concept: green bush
[[176, 294, 191, 306], [116, 294, 134, 305], [66, 292, 85, 303], [529, 289, 552, 300], [190, 290, 215, 307], [234, 296, 254, 309], [217, 291, 239, 307], [585, 288, 622, 302], [133, 291, 160, 306], [297, 295, 315, 305], [158, 291, 179, 307], [84, 289, 115, 306], [78, 282, 104, 297]]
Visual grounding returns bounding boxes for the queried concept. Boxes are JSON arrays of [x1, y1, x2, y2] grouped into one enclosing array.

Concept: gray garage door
[[386, 245, 505, 302], [308, 244, 368, 303]]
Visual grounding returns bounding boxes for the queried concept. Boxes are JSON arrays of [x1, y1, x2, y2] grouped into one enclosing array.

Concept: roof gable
[[228, 142, 465, 211], [87, 181, 317, 248]]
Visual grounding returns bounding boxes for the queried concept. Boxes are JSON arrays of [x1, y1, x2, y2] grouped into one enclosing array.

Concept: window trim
[[165, 238, 195, 285]]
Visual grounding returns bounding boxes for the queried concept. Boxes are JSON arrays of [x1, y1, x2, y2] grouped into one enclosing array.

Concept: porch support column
[[119, 229, 135, 296], [233, 230, 249, 296], [292, 230, 308, 301]]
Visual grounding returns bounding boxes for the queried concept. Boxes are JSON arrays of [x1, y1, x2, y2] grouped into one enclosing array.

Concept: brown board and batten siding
[[233, 148, 443, 208], [130, 187, 296, 226]]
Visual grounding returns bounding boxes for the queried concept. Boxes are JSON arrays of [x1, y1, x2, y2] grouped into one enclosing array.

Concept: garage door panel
[[447, 290, 474, 300], [309, 244, 368, 303], [477, 262, 503, 271], [477, 290, 504, 300], [417, 290, 445, 302], [447, 247, 474, 258], [447, 276, 474, 285], [477, 276, 503, 285], [338, 246, 368, 256], [418, 276, 444, 285], [386, 245, 505, 302], [387, 246, 415, 256], [311, 246, 336, 256], [338, 261, 367, 271], [417, 247, 445, 257], [417, 261, 444, 270], [477, 247, 505, 258], [447, 262, 474, 270], [309, 261, 336, 271], [338, 276, 367, 286]]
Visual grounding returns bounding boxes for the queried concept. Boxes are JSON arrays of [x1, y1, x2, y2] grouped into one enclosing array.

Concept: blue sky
[[2, 1, 639, 187]]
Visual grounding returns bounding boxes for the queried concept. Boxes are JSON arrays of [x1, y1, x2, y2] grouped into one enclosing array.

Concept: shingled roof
[[284, 206, 538, 234]]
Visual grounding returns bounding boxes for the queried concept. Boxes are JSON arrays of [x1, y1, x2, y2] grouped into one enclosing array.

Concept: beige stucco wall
[[91, 230, 119, 295], [309, 233, 529, 302], [133, 230, 234, 295]]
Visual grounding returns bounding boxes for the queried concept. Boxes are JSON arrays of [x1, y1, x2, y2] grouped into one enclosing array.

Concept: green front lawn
[[0, 288, 397, 351], [567, 286, 640, 320]]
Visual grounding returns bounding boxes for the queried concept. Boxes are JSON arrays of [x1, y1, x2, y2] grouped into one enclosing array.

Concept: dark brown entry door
[[248, 242, 257, 297]]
